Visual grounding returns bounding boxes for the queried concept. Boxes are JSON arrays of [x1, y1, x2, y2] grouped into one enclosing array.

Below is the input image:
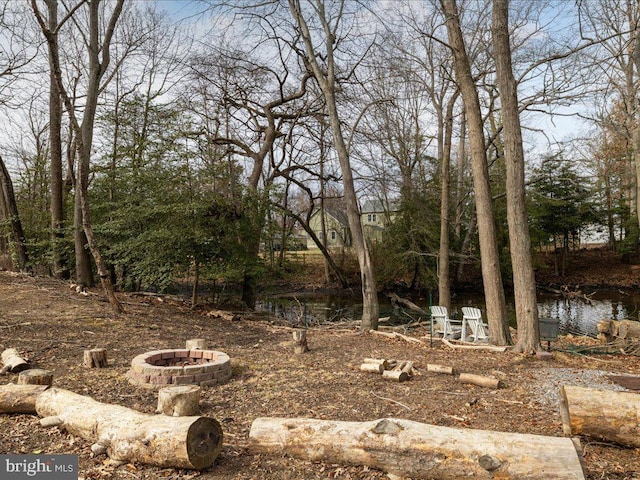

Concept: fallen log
[[442, 338, 508, 352], [360, 363, 384, 374], [248, 417, 585, 480], [559, 385, 640, 448], [597, 319, 640, 344], [382, 370, 408, 382], [427, 364, 457, 375], [0, 348, 30, 374], [35, 387, 222, 469], [459, 373, 502, 389], [0, 384, 49, 413]]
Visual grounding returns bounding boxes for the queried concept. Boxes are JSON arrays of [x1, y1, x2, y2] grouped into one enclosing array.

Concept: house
[[360, 199, 400, 243], [307, 207, 351, 249], [306, 199, 400, 249]]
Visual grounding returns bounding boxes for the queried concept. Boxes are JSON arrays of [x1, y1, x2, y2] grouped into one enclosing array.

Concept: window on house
[[367, 214, 377, 222], [331, 230, 336, 240]]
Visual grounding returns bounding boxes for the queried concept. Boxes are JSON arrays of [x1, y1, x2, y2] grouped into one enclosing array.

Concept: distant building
[[306, 199, 400, 248], [360, 199, 400, 243], [307, 207, 351, 249]]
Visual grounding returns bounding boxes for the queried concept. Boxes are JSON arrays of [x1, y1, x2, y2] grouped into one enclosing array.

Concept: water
[[256, 289, 640, 337]]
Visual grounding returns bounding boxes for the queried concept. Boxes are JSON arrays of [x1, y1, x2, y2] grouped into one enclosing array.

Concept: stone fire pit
[[126, 349, 231, 388]]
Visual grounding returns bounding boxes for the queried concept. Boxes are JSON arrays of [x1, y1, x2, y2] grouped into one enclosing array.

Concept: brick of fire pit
[[127, 349, 232, 388]]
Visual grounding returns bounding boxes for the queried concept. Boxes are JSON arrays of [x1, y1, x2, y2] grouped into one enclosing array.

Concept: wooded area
[[0, 1, 639, 349]]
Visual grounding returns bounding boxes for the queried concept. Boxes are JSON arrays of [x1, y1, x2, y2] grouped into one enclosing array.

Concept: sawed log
[[0, 384, 49, 413], [248, 417, 585, 480], [560, 385, 640, 448], [0, 348, 30, 374], [35, 387, 222, 469]]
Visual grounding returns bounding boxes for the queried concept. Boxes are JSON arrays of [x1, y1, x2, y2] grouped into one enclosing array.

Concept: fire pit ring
[[126, 349, 231, 388]]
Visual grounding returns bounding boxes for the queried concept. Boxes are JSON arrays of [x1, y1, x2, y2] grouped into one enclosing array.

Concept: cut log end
[[18, 369, 54, 386], [187, 417, 224, 469]]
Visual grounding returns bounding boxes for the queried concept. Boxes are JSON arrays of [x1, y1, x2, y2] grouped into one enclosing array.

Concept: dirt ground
[[0, 271, 639, 480]]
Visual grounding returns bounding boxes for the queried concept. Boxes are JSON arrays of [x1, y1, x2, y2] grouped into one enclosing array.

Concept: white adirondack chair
[[461, 307, 489, 343], [429, 306, 462, 339]]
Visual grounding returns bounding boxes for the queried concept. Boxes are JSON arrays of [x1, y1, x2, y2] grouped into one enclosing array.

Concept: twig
[[0, 322, 32, 329], [369, 391, 411, 411]]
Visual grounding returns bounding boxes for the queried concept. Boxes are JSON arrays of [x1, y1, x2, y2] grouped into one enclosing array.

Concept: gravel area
[[530, 367, 629, 411]]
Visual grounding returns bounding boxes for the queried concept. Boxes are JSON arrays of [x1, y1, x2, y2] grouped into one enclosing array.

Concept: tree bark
[[560, 385, 640, 448], [46, 0, 68, 280], [249, 416, 585, 479], [441, 0, 509, 345], [492, 0, 536, 351], [0, 384, 49, 414], [287, 0, 379, 331], [36, 387, 222, 469], [437, 93, 459, 310], [0, 155, 29, 271]]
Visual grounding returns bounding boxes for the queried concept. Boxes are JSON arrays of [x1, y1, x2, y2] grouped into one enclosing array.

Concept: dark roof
[[361, 199, 400, 214]]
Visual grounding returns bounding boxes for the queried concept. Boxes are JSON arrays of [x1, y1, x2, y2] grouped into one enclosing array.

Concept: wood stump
[[157, 385, 201, 417], [292, 329, 309, 354], [18, 369, 53, 386], [249, 417, 585, 479], [36, 387, 223, 469], [186, 339, 207, 350], [0, 348, 30, 374], [83, 348, 108, 368]]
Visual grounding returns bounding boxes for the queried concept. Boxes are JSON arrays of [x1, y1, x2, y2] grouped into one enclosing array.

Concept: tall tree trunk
[[437, 94, 458, 310], [47, 0, 67, 279], [31, 0, 124, 313], [492, 0, 535, 351], [0, 155, 29, 271], [288, 0, 378, 330], [441, 0, 509, 345]]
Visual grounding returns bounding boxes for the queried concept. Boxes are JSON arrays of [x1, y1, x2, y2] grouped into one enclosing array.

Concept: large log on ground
[[248, 417, 585, 480], [36, 388, 222, 469], [560, 385, 640, 447], [0, 384, 49, 413]]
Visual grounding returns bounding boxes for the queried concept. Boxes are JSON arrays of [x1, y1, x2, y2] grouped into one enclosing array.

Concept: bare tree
[[440, 0, 510, 345], [492, 0, 539, 352], [31, 0, 125, 313], [287, 0, 379, 330], [0, 154, 29, 270]]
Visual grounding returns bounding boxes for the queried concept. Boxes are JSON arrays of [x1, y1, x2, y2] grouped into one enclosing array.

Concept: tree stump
[[18, 369, 54, 386], [186, 339, 207, 350], [157, 385, 201, 417], [292, 329, 309, 354], [0, 348, 30, 374], [83, 348, 108, 368]]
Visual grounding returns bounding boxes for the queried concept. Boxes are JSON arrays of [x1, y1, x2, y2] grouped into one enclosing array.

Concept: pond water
[[256, 288, 640, 337]]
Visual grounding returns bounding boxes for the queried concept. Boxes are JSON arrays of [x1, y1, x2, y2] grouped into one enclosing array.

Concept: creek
[[256, 288, 640, 337]]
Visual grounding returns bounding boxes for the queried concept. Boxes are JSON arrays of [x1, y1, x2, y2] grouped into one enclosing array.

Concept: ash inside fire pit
[[126, 349, 232, 388]]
